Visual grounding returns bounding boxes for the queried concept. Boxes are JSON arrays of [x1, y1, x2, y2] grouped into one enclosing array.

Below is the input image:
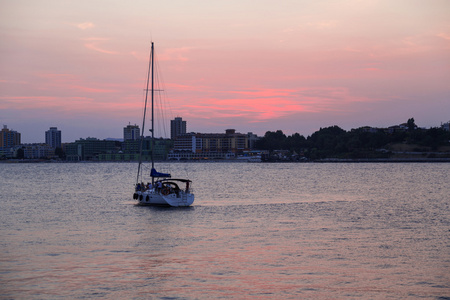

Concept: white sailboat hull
[[135, 189, 194, 207]]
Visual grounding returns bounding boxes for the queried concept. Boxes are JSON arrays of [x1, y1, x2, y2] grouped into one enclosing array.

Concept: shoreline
[[2, 158, 450, 163], [312, 158, 450, 163]]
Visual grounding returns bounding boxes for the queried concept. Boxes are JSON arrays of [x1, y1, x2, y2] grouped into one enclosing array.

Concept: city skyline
[[4, 117, 450, 146], [1, 1, 449, 143]]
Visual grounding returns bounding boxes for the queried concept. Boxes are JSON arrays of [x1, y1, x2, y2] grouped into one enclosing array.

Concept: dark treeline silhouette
[[255, 118, 450, 161]]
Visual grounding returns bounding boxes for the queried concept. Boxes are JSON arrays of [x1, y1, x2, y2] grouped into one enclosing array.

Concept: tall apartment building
[[171, 117, 186, 139], [0, 125, 21, 148], [124, 124, 140, 141], [45, 127, 62, 148]]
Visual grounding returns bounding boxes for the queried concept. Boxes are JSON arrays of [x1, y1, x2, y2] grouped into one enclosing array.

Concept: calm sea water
[[1, 162, 449, 299]]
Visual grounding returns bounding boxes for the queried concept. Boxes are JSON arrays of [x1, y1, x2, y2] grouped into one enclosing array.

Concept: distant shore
[[2, 158, 450, 163], [313, 158, 450, 163]]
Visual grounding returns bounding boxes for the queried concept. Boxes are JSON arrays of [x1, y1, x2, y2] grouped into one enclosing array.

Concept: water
[[1, 162, 449, 299]]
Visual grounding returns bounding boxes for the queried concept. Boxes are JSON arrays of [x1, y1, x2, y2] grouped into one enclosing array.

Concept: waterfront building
[[172, 133, 200, 153], [171, 117, 186, 139], [45, 127, 62, 149], [122, 139, 140, 154], [65, 138, 118, 161], [22, 143, 55, 159], [98, 138, 172, 161], [0, 125, 21, 148], [124, 124, 140, 141], [0, 146, 19, 159], [170, 129, 249, 160], [247, 132, 260, 149]]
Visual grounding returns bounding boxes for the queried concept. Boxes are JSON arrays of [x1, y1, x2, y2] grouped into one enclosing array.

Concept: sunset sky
[[1, 0, 449, 143]]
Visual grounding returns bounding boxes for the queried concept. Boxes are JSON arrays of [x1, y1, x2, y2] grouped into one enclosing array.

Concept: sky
[[1, 0, 449, 143]]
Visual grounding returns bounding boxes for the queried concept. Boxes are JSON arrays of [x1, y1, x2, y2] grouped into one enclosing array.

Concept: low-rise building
[[98, 138, 172, 161], [22, 143, 55, 159], [0, 146, 18, 159], [170, 129, 249, 160], [65, 138, 118, 161]]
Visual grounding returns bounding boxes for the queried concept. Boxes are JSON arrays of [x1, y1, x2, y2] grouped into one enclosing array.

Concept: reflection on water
[[1, 162, 449, 298]]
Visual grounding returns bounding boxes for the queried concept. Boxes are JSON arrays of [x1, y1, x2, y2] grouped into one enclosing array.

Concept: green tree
[[16, 148, 24, 159], [420, 127, 449, 150], [256, 130, 287, 152], [55, 147, 65, 159], [407, 118, 417, 131], [285, 133, 307, 153], [305, 126, 348, 158]]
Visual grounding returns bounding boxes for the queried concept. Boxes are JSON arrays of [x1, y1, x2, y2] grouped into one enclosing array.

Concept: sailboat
[[132, 42, 195, 207]]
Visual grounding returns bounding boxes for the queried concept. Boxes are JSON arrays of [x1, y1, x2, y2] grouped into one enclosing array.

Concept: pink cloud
[[168, 86, 376, 128], [158, 47, 192, 62], [226, 88, 296, 98], [437, 32, 450, 41], [76, 22, 95, 30], [165, 83, 205, 92], [35, 73, 118, 93], [0, 96, 94, 111], [83, 37, 118, 54], [0, 95, 140, 116]]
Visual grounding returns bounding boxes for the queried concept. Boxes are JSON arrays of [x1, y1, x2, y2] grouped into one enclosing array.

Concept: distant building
[[98, 138, 172, 161], [171, 117, 186, 139], [22, 143, 55, 159], [387, 124, 408, 134], [0, 125, 21, 148], [45, 127, 61, 149], [442, 121, 450, 131], [65, 138, 118, 161], [124, 124, 140, 141], [357, 126, 380, 133], [0, 146, 20, 159], [169, 129, 249, 160], [247, 132, 260, 149]]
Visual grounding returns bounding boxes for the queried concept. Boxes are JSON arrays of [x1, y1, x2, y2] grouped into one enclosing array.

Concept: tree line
[[255, 118, 450, 161]]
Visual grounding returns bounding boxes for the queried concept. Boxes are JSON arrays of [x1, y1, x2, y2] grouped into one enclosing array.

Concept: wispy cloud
[[170, 85, 378, 126], [306, 20, 337, 29], [0, 96, 93, 111], [158, 47, 193, 62], [0, 95, 138, 117], [437, 32, 450, 41], [35, 73, 119, 94], [77, 22, 95, 30], [83, 37, 118, 54]]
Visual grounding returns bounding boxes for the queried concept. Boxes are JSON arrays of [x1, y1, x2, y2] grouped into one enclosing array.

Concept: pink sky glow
[[1, 0, 449, 143]]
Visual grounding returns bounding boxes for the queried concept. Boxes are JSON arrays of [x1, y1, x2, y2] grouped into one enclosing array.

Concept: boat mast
[[151, 42, 155, 185], [136, 42, 153, 184]]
